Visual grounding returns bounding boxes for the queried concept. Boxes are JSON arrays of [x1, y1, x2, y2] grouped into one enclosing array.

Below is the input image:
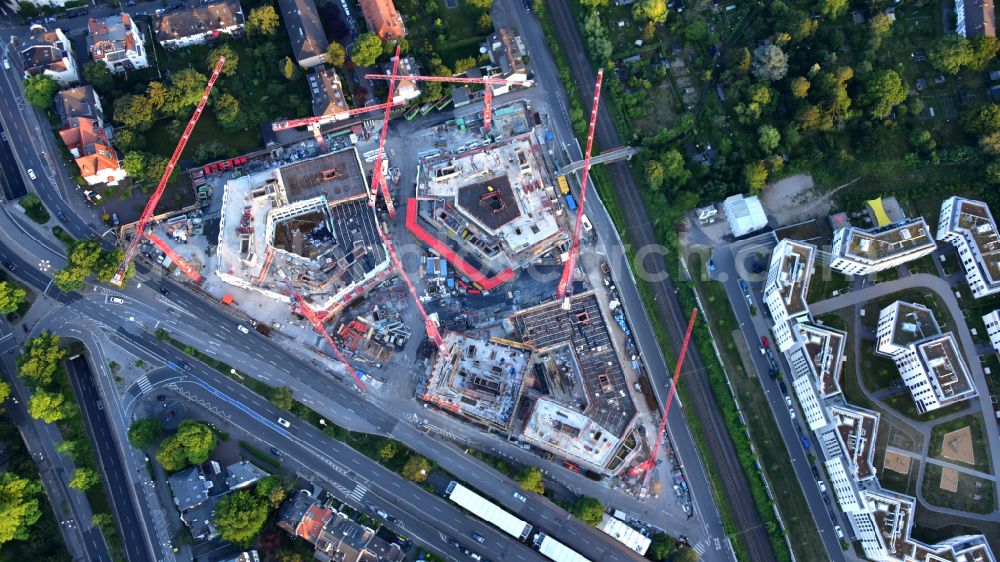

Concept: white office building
[[830, 218, 937, 275], [938, 196, 1000, 298], [788, 346, 829, 430], [763, 239, 816, 352], [721, 194, 768, 238], [876, 301, 977, 414], [985, 310, 1000, 355]]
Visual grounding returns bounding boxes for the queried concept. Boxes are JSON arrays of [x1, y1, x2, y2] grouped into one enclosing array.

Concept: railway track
[[541, 1, 778, 559]]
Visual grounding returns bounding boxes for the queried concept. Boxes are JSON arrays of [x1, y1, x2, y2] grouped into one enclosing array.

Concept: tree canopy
[[751, 44, 788, 81], [570, 496, 605, 526], [156, 420, 217, 472], [68, 468, 100, 491], [351, 33, 384, 67], [84, 61, 115, 93], [23, 75, 59, 110], [0, 281, 26, 315], [247, 5, 280, 36], [114, 94, 155, 130], [17, 332, 65, 388], [326, 42, 346, 66], [207, 44, 239, 76], [863, 70, 908, 119], [515, 466, 544, 494], [254, 475, 287, 508], [214, 489, 270, 546], [128, 418, 163, 449], [648, 532, 675, 560], [401, 455, 431, 482], [0, 472, 42, 544], [632, 0, 667, 24], [28, 390, 66, 423]]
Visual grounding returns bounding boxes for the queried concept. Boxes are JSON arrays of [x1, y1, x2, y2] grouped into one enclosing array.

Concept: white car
[[512, 492, 526, 502], [108, 296, 125, 304], [27, 169, 36, 180], [834, 525, 844, 539], [818, 480, 827, 493], [2, 58, 9, 70], [784, 395, 792, 407], [788, 407, 796, 420], [237, 324, 250, 334], [277, 417, 291, 428]]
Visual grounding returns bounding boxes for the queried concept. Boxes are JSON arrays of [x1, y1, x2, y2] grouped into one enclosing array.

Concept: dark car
[[471, 531, 484, 543], [56, 211, 68, 222], [269, 447, 282, 457], [447, 539, 462, 550], [811, 466, 821, 479], [778, 380, 788, 394], [178, 361, 192, 371], [386, 515, 401, 525], [159, 286, 169, 295], [2, 261, 14, 271]]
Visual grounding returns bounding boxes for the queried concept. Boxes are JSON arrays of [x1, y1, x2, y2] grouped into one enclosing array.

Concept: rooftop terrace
[[796, 323, 845, 397], [829, 405, 878, 480], [769, 240, 815, 316], [844, 219, 935, 263], [916, 334, 975, 403], [866, 491, 916, 561], [890, 301, 940, 347], [955, 199, 1000, 284]]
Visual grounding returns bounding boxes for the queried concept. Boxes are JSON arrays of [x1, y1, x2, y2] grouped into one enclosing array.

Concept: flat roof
[[843, 218, 935, 263], [829, 405, 878, 480], [277, 149, 368, 203], [889, 301, 940, 347], [768, 239, 814, 316], [865, 490, 916, 561], [600, 517, 651, 555], [916, 333, 975, 402], [447, 482, 531, 538], [511, 292, 637, 437], [954, 198, 1000, 285], [796, 323, 845, 397]]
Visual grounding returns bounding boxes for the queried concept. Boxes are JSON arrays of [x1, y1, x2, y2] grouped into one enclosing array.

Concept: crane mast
[[556, 69, 603, 302], [628, 308, 698, 477], [368, 46, 402, 217], [111, 57, 226, 287]]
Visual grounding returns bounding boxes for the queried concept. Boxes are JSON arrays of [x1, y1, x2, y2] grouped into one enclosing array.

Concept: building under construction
[[508, 292, 641, 475], [421, 333, 529, 430], [410, 130, 565, 291], [215, 148, 391, 314]]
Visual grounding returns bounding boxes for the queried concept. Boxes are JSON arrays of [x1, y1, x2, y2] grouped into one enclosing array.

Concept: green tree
[[123, 151, 149, 180], [790, 76, 810, 98], [163, 69, 209, 114], [0, 381, 8, 406], [351, 33, 384, 67], [207, 44, 239, 76], [645, 159, 666, 190], [401, 455, 431, 482], [17, 332, 64, 388], [980, 131, 1000, 155], [570, 496, 605, 526], [193, 140, 236, 164], [147, 81, 168, 111], [758, 125, 780, 152], [583, 11, 612, 62], [674, 546, 699, 562], [660, 149, 690, 187], [272, 386, 294, 410], [868, 12, 893, 50], [648, 532, 674, 560], [632, 0, 667, 24], [281, 57, 298, 80], [255, 475, 287, 508], [377, 440, 398, 463], [114, 94, 154, 130], [155, 327, 171, 341], [579, 0, 608, 7], [744, 160, 769, 193], [751, 44, 788, 81], [819, 0, 847, 18], [970, 36, 1000, 70], [22, 75, 59, 110], [55, 439, 78, 460], [68, 467, 100, 491], [0, 472, 42, 544], [212, 92, 242, 130], [929, 35, 974, 74], [464, 0, 491, 8], [247, 5, 280, 36], [515, 466, 544, 494], [0, 281, 26, 315], [28, 390, 66, 423], [128, 418, 162, 449], [326, 42, 346, 66], [962, 102, 1000, 134], [115, 128, 145, 152], [864, 70, 907, 119], [156, 420, 217, 472], [454, 56, 478, 74], [214, 489, 269, 546], [54, 267, 87, 292], [988, 161, 1000, 184], [83, 61, 115, 93], [478, 13, 492, 31]]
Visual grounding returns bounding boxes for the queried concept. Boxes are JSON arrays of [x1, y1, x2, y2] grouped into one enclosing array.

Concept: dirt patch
[[940, 467, 960, 493], [942, 426, 975, 466], [884, 450, 912, 474], [759, 174, 860, 225]]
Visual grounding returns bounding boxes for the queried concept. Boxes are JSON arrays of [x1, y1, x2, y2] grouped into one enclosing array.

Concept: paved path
[[813, 273, 1000, 516]]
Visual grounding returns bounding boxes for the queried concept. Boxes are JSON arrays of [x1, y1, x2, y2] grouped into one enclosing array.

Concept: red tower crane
[[556, 69, 603, 302], [367, 46, 402, 218], [111, 57, 226, 286], [283, 276, 368, 392], [270, 100, 405, 150], [365, 73, 532, 133], [629, 308, 698, 478]]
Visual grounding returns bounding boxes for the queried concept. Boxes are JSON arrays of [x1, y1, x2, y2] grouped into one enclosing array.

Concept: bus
[[533, 533, 591, 562], [435, 96, 453, 111], [404, 106, 420, 120], [556, 175, 570, 195], [419, 101, 435, 115]]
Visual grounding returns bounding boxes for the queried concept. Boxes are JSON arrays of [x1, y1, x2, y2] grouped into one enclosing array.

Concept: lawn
[[883, 394, 972, 423], [929, 415, 991, 474], [858, 338, 900, 392], [396, 0, 493, 69], [922, 463, 995, 514]]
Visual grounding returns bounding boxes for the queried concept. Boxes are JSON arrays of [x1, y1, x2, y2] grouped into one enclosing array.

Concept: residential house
[[762, 239, 816, 352], [308, 66, 349, 118], [58, 116, 127, 186], [956, 0, 996, 37], [55, 85, 103, 125], [359, 0, 405, 41], [937, 196, 1000, 298], [487, 29, 527, 84], [19, 25, 79, 85], [87, 13, 148, 73], [155, 0, 245, 50], [314, 511, 403, 562], [276, 0, 329, 68], [167, 461, 268, 542], [389, 56, 421, 103], [829, 218, 937, 275]]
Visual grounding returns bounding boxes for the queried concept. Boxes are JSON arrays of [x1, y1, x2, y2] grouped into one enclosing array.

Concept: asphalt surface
[[537, 0, 775, 558], [66, 354, 155, 562], [0, 123, 27, 199]]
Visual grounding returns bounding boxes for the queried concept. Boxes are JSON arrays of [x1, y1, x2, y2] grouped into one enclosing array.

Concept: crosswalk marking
[[349, 483, 368, 502], [136, 376, 152, 393], [693, 542, 707, 555]]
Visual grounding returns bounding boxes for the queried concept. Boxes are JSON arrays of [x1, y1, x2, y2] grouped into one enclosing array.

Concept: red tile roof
[[296, 503, 334, 544]]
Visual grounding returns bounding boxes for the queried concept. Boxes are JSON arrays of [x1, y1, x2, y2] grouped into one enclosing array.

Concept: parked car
[[706, 259, 716, 272], [818, 480, 827, 493], [835, 525, 844, 539], [2, 58, 9, 70], [760, 335, 769, 348], [788, 407, 796, 420], [778, 380, 788, 394], [471, 532, 484, 543], [784, 395, 792, 407]]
